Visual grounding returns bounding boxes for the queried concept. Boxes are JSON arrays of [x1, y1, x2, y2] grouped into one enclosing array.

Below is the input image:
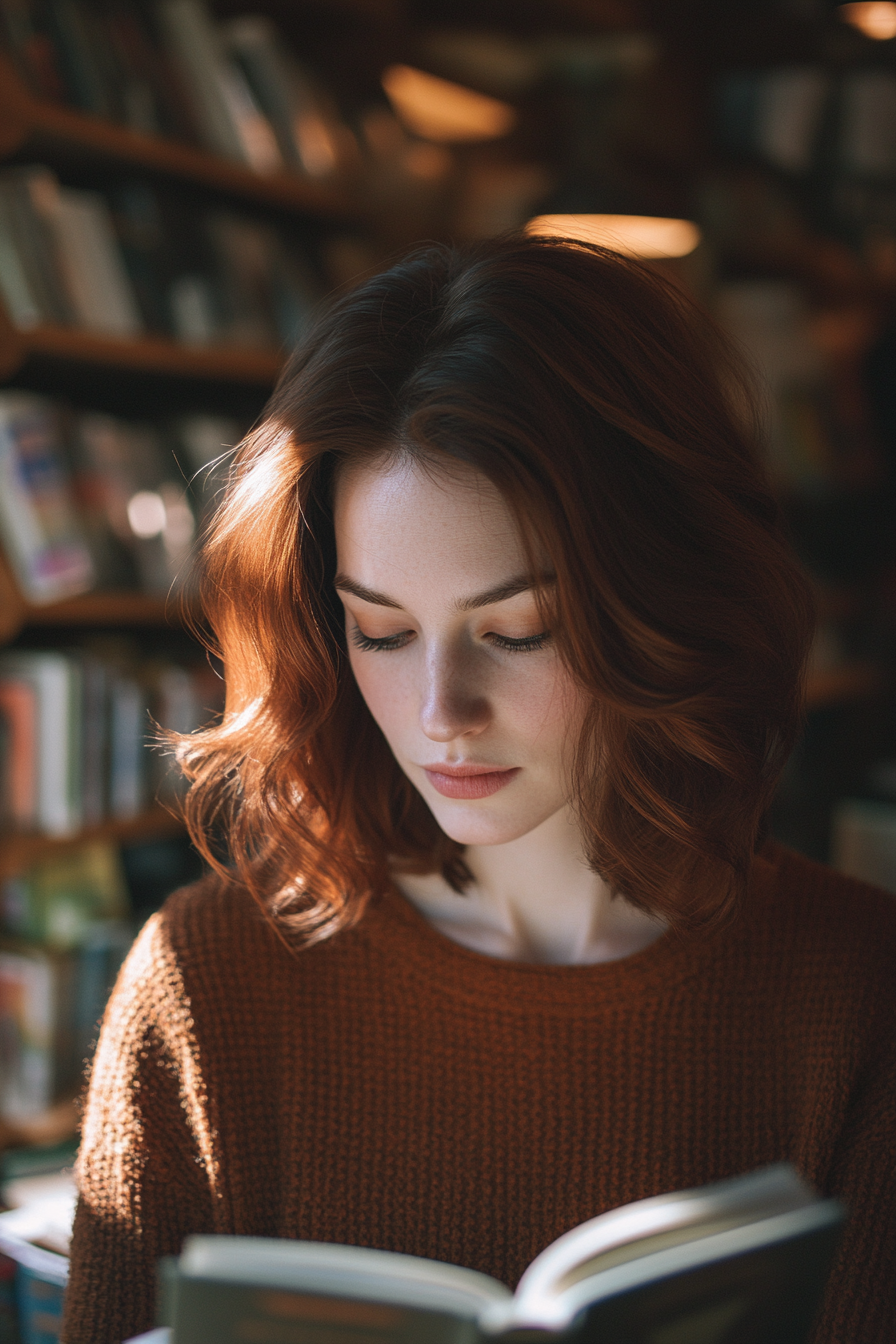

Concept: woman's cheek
[[520, 661, 589, 749], [349, 654, 406, 740]]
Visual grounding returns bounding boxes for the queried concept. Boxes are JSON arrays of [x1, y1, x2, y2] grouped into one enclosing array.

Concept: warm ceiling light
[[381, 64, 516, 142], [526, 214, 701, 260], [839, 2, 896, 38]]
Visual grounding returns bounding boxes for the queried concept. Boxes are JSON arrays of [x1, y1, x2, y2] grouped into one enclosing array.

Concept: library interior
[[0, 0, 894, 1340]]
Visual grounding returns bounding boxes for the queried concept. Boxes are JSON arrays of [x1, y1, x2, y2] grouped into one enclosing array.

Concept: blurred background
[[0, 2, 894, 1309]]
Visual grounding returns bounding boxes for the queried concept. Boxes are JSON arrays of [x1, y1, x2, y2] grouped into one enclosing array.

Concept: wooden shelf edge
[[0, 56, 362, 223], [1, 807, 187, 878], [19, 323, 284, 384], [20, 590, 197, 627]]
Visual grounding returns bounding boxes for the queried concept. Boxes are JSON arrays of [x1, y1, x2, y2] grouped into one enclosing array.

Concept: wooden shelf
[[0, 806, 187, 879], [0, 55, 360, 222], [0, 549, 202, 642], [19, 591, 194, 627], [0, 316, 285, 387]]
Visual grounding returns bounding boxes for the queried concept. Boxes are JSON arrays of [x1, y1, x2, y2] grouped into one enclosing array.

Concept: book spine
[[34, 654, 79, 836], [756, 68, 828, 174], [839, 70, 896, 177], [0, 678, 37, 827], [0, 947, 56, 1120], [0, 186, 44, 328], [3, 170, 75, 325], [0, 392, 95, 603], [78, 657, 106, 828], [156, 0, 252, 163], [107, 672, 146, 820], [43, 187, 145, 336], [224, 18, 304, 172]]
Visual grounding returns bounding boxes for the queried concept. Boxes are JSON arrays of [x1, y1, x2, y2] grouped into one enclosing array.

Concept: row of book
[[0, 642, 221, 835], [716, 66, 896, 180], [0, 827, 201, 1127], [715, 279, 845, 495], [0, 0, 353, 180], [0, 164, 323, 344], [0, 391, 242, 602], [0, 841, 131, 1121]]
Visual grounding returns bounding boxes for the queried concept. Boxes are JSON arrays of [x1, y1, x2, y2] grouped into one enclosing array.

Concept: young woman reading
[[61, 236, 896, 1344]]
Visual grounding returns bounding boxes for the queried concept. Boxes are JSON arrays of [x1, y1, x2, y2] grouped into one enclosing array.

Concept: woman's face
[[333, 456, 589, 847]]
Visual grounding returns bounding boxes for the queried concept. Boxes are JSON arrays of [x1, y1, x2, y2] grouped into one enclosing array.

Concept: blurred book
[[0, 651, 82, 836], [0, 170, 74, 325], [0, 944, 73, 1120], [156, 0, 281, 172], [223, 15, 343, 179], [715, 282, 836, 493], [716, 67, 829, 175], [0, 843, 131, 1121], [838, 71, 896, 179], [0, 392, 95, 603], [203, 211, 320, 349], [0, 640, 219, 835], [1, 166, 144, 336], [0, 1, 356, 186], [70, 410, 195, 594], [832, 798, 896, 895], [1, 842, 128, 947], [0, 675, 36, 829], [0, 165, 323, 349], [175, 413, 239, 524]]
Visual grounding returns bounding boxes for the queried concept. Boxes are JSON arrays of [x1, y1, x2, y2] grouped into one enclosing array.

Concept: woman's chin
[[426, 799, 551, 848]]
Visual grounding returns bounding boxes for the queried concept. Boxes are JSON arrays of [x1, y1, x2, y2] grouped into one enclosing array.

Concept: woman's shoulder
[[759, 838, 896, 927], [140, 869, 303, 984], [750, 838, 896, 1006]]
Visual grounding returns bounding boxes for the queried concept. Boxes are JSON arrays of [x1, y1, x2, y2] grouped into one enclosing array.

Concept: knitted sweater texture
[[62, 842, 896, 1344]]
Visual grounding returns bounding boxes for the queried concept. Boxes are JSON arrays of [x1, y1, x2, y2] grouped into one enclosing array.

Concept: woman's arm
[[813, 1025, 896, 1343], [61, 912, 217, 1344]]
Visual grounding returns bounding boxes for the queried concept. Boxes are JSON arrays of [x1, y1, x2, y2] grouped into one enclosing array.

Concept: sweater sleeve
[[813, 1003, 896, 1342], [61, 912, 218, 1344]]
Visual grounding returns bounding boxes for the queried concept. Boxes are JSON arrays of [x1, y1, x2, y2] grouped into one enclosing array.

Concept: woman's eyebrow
[[333, 573, 550, 611]]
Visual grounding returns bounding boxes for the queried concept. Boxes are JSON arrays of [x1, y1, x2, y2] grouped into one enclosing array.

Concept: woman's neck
[[395, 807, 667, 965]]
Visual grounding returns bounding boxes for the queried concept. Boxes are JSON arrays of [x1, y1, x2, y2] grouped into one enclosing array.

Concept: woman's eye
[[350, 627, 413, 652], [489, 631, 552, 653]]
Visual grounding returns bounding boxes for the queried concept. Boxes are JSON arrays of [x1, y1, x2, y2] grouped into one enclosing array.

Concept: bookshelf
[[0, 52, 360, 222], [0, 4, 362, 1154], [0, 316, 284, 387], [0, 804, 186, 881]]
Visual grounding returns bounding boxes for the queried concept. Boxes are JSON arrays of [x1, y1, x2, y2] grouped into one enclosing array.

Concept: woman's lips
[[423, 765, 520, 799]]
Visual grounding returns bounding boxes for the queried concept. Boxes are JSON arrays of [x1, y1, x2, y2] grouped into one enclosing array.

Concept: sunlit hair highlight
[[174, 235, 815, 942]]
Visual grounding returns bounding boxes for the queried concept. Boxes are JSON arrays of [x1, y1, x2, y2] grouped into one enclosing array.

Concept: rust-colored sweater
[[62, 842, 896, 1344]]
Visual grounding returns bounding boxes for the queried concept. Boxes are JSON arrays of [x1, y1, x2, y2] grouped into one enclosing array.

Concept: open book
[[162, 1166, 844, 1344]]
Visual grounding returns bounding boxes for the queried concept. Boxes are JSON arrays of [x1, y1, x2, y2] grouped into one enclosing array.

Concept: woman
[[62, 236, 895, 1344]]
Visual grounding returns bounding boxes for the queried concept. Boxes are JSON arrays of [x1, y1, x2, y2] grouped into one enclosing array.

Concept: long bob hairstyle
[[176, 234, 814, 942]]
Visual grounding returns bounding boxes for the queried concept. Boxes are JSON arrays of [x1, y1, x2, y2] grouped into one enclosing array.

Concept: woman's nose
[[419, 647, 490, 742]]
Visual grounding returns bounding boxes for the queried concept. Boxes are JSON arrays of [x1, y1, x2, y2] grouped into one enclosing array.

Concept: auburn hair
[[175, 234, 815, 943]]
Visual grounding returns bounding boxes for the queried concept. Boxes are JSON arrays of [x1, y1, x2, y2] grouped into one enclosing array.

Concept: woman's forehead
[[333, 456, 531, 602]]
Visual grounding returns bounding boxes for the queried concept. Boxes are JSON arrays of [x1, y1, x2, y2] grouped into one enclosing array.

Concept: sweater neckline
[[357, 847, 781, 1016]]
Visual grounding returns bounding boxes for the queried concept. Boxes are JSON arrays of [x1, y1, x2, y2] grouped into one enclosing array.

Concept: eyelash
[[349, 628, 552, 654]]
